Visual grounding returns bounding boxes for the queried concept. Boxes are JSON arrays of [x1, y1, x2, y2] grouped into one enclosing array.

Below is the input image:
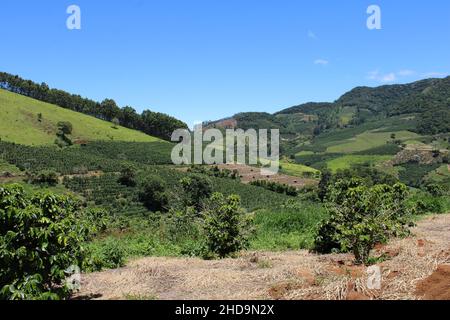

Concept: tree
[[111, 117, 120, 129], [314, 179, 412, 264], [180, 175, 213, 211], [118, 165, 136, 187], [0, 185, 94, 300], [57, 121, 73, 135], [139, 176, 168, 212], [317, 169, 332, 201], [100, 99, 120, 121], [203, 193, 253, 258], [29, 169, 59, 186], [55, 121, 73, 148]]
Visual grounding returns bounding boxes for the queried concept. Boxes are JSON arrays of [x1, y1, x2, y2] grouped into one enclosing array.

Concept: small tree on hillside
[[314, 179, 412, 264], [180, 174, 213, 211], [55, 121, 73, 148], [118, 165, 136, 187], [139, 175, 168, 212], [202, 193, 253, 258]]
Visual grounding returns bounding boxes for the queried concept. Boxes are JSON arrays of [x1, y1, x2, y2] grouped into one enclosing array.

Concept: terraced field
[[327, 130, 421, 153]]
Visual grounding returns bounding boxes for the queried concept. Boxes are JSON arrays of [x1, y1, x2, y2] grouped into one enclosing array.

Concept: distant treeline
[[0, 72, 188, 140]]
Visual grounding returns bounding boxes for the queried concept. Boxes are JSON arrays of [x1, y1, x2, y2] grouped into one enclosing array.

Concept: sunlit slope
[[0, 89, 164, 145]]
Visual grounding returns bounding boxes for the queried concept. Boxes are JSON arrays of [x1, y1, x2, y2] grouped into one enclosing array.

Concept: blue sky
[[1, 0, 449, 126]]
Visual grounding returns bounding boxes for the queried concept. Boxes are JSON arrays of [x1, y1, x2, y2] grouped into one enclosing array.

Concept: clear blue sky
[[1, 0, 449, 126]]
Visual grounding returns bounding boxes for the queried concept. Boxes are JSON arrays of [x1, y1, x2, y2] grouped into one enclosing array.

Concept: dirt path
[[74, 214, 450, 300]]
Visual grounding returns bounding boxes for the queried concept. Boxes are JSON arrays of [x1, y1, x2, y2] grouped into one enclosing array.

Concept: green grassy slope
[[0, 89, 164, 145]]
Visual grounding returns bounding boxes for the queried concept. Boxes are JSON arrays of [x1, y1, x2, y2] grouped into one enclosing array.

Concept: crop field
[[0, 140, 172, 174], [279, 160, 320, 177], [424, 165, 450, 184], [0, 159, 21, 175], [299, 116, 417, 154], [326, 155, 393, 172], [0, 89, 162, 145], [326, 130, 421, 153]]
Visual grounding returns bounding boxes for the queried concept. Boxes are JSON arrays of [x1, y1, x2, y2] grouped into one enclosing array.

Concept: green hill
[[0, 89, 165, 146]]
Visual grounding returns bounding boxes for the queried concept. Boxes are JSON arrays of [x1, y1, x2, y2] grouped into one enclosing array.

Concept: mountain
[[206, 76, 450, 139], [0, 88, 167, 146]]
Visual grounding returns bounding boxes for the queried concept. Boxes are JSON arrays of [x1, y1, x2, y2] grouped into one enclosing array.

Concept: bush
[[29, 169, 59, 186], [314, 179, 412, 264], [203, 193, 253, 258], [118, 165, 136, 187], [180, 174, 213, 211], [0, 185, 93, 300], [249, 180, 298, 196], [138, 175, 168, 212], [425, 183, 446, 197], [97, 240, 126, 269]]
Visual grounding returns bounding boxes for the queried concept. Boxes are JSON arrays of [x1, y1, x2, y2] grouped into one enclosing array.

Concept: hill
[[207, 76, 450, 137], [0, 89, 165, 146], [0, 72, 188, 140]]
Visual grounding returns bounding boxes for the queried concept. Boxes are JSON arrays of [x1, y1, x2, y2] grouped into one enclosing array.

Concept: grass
[[0, 160, 22, 174], [250, 205, 327, 251], [85, 201, 327, 265], [0, 89, 163, 145], [279, 160, 319, 177], [326, 155, 393, 172], [327, 130, 421, 153], [424, 165, 450, 184]]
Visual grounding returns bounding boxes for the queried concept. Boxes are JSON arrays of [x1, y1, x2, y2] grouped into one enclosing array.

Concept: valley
[[0, 73, 449, 301]]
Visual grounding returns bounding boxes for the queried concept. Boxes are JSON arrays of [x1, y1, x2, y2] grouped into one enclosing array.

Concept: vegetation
[[250, 180, 298, 196], [0, 89, 167, 145], [0, 73, 188, 140], [314, 179, 413, 264], [179, 175, 213, 211], [203, 193, 253, 258], [0, 72, 448, 300], [139, 176, 169, 212], [0, 185, 96, 300]]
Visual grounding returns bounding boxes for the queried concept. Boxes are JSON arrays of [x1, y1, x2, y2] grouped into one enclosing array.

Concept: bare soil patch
[[216, 163, 317, 188], [74, 214, 450, 300]]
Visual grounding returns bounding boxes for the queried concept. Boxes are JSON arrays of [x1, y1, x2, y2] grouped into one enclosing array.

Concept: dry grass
[[74, 214, 450, 300]]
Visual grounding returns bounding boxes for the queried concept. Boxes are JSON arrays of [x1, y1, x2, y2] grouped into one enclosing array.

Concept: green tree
[[0, 185, 94, 300], [118, 165, 136, 187], [314, 179, 412, 264], [203, 193, 253, 258], [55, 121, 73, 147], [139, 176, 168, 212], [180, 174, 213, 211]]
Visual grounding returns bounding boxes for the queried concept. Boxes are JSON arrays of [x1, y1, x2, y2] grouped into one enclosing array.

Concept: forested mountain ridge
[[206, 76, 450, 137], [0, 72, 188, 140]]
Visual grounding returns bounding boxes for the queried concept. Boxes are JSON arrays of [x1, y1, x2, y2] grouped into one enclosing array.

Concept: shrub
[[425, 183, 446, 197], [118, 165, 136, 187], [138, 175, 168, 212], [98, 240, 126, 269], [314, 179, 412, 264], [203, 193, 253, 258], [180, 174, 213, 211], [29, 169, 59, 186], [0, 185, 93, 300], [249, 180, 298, 196]]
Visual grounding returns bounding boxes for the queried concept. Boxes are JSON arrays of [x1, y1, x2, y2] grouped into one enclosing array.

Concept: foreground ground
[[75, 214, 450, 300]]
